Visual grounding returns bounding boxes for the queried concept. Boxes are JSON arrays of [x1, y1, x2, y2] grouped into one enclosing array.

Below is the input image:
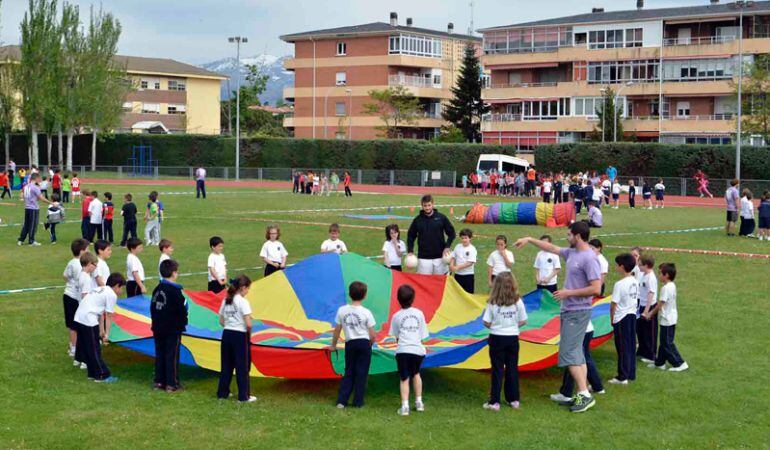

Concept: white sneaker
[[640, 357, 654, 364], [73, 359, 81, 367], [415, 401, 425, 412], [550, 393, 572, 402], [509, 401, 520, 409], [397, 406, 410, 416], [17, 241, 23, 246], [30, 241, 42, 246], [244, 396, 258, 403], [68, 347, 75, 357], [80, 362, 87, 369], [608, 378, 628, 385], [669, 362, 689, 372], [648, 363, 666, 370], [482, 402, 500, 411], [336, 403, 345, 409]]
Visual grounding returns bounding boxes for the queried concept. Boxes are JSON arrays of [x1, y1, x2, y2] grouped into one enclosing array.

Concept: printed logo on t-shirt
[[465, 251, 470, 256], [342, 312, 365, 329], [547, 258, 552, 263], [337, 245, 341, 249], [398, 314, 421, 333]]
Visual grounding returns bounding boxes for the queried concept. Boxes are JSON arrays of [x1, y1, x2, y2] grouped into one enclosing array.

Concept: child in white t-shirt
[[382, 224, 406, 271], [63, 239, 90, 362], [654, 178, 666, 209], [74, 252, 98, 370], [647, 263, 688, 372], [125, 238, 146, 297], [94, 240, 112, 287], [321, 223, 348, 254], [542, 179, 553, 203], [389, 284, 429, 416], [208, 236, 227, 293], [601, 178, 611, 207], [588, 239, 609, 296], [482, 272, 527, 411], [637, 254, 659, 364], [217, 275, 257, 402], [158, 239, 174, 278], [533, 234, 561, 293], [487, 235, 514, 286], [450, 228, 477, 294], [608, 253, 639, 385], [330, 281, 376, 408], [260, 225, 288, 278], [611, 181, 621, 209]]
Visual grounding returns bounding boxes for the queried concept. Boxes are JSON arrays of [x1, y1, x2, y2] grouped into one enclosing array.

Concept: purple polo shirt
[[725, 186, 740, 212], [24, 183, 41, 210], [559, 247, 602, 312]]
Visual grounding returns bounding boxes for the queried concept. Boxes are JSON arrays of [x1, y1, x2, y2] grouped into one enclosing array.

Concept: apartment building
[[280, 13, 481, 140], [478, 0, 770, 150], [0, 45, 226, 135]]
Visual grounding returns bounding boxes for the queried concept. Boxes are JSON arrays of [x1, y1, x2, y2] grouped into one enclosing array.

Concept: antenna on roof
[[468, 0, 475, 35]]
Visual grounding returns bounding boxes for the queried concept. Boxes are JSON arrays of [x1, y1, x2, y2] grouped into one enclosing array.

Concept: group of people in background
[[725, 178, 770, 240], [291, 170, 352, 197]]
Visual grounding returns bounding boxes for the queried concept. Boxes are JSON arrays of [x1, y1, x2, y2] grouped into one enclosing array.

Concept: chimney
[[390, 12, 398, 27], [592, 7, 604, 13], [406, 17, 413, 27], [710, 0, 719, 4], [637, 0, 644, 9], [447, 22, 454, 34]]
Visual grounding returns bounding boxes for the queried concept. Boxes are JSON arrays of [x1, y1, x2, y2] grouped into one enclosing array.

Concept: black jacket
[[407, 208, 456, 259], [151, 280, 188, 336]]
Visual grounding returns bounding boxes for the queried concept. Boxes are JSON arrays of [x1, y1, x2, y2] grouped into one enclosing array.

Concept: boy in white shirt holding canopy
[[450, 229, 477, 294], [608, 253, 639, 385], [648, 263, 688, 372], [637, 254, 659, 364], [321, 223, 348, 254], [207, 236, 227, 293], [389, 284, 429, 416], [533, 234, 561, 293]]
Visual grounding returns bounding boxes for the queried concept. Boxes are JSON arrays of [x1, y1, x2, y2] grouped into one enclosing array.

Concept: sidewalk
[[83, 178, 730, 209]]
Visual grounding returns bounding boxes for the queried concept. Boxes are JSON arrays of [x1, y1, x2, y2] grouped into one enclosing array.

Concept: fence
[[615, 176, 770, 198]]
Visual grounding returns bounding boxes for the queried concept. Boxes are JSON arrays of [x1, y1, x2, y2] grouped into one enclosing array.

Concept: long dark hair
[[225, 275, 252, 305], [384, 223, 400, 241]]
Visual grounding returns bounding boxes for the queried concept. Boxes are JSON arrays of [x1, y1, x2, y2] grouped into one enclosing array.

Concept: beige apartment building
[[280, 13, 481, 140], [0, 45, 225, 135], [479, 0, 770, 149]]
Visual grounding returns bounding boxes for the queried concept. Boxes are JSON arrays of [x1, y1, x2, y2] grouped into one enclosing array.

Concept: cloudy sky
[[1, 0, 709, 64]]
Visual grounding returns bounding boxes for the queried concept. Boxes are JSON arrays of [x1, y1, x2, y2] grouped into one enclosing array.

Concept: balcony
[[283, 114, 295, 128], [389, 75, 436, 88], [663, 35, 736, 46], [283, 87, 295, 102], [481, 115, 592, 132]]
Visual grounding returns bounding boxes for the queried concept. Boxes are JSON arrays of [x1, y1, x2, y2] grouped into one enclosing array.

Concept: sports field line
[[592, 226, 722, 238], [604, 244, 770, 260], [0, 254, 385, 297], [232, 203, 476, 215]]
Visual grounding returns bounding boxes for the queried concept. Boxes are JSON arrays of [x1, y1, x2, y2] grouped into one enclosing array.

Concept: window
[[389, 34, 442, 57], [336, 42, 347, 56], [587, 59, 660, 84], [335, 72, 346, 86], [676, 101, 691, 117], [574, 97, 604, 117], [335, 102, 346, 116], [650, 99, 660, 116], [167, 104, 186, 115], [122, 101, 133, 112], [168, 80, 186, 91], [520, 98, 569, 120], [140, 78, 160, 90], [141, 103, 160, 114], [588, 28, 640, 49], [625, 28, 643, 47], [663, 57, 736, 82]]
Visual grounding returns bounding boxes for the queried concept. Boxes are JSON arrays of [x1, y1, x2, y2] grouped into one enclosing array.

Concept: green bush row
[[534, 143, 770, 179]]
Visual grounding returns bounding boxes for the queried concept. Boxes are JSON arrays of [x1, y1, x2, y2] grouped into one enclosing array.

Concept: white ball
[[442, 253, 453, 264], [405, 254, 419, 269]]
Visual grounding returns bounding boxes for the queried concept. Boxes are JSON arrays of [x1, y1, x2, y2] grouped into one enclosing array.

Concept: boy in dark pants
[[330, 281, 376, 408], [608, 253, 639, 385], [102, 192, 114, 243], [637, 255, 659, 363], [151, 259, 188, 392], [74, 273, 126, 382], [120, 193, 137, 247], [648, 263, 688, 372]]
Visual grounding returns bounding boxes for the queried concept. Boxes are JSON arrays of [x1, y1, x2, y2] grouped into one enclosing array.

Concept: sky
[[1, 0, 712, 65]]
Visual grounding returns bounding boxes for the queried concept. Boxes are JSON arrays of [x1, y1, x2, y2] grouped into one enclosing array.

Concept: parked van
[[476, 154, 530, 174]]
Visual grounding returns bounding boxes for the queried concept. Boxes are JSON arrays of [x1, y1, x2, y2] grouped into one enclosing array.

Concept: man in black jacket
[[407, 194, 456, 275], [151, 259, 188, 392]]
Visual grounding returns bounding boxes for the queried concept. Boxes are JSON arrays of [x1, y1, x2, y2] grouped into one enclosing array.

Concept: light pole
[[228, 36, 248, 181], [732, 1, 754, 180], [346, 88, 353, 140]]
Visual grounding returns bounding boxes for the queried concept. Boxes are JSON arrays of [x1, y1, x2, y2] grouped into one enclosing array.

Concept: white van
[[476, 154, 530, 174]]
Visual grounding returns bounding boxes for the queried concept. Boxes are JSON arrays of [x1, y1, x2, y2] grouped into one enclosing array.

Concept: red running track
[[84, 178, 732, 209]]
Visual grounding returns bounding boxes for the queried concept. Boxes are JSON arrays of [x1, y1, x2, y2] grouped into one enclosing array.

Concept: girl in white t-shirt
[[260, 225, 288, 278], [382, 224, 406, 271], [482, 272, 527, 411], [487, 235, 514, 286], [739, 189, 756, 237], [217, 275, 256, 402]]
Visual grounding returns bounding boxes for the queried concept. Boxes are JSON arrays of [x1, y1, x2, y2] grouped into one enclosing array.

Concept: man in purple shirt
[[515, 221, 602, 413], [17, 173, 51, 246], [725, 178, 740, 236]]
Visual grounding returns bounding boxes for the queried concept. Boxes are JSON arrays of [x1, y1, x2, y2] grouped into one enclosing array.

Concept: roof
[[131, 121, 169, 132], [248, 105, 293, 114], [479, 1, 770, 31], [281, 21, 481, 42], [0, 45, 226, 80]]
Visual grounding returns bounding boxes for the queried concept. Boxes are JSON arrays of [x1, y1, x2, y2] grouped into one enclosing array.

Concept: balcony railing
[[388, 75, 437, 88], [482, 113, 735, 123], [628, 114, 734, 121], [484, 81, 559, 89], [663, 35, 736, 46]]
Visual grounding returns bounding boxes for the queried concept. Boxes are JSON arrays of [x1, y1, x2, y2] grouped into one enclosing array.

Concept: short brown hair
[[348, 281, 367, 301], [640, 254, 655, 268], [731, 178, 740, 186], [265, 225, 281, 240], [79, 252, 98, 268], [159, 239, 172, 252], [420, 194, 433, 204], [329, 223, 340, 233], [659, 263, 677, 281], [70, 238, 90, 256], [397, 284, 415, 309]]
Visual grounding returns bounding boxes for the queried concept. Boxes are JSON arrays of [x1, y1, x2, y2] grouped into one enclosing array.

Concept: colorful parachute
[[463, 201, 575, 227], [109, 253, 611, 379]]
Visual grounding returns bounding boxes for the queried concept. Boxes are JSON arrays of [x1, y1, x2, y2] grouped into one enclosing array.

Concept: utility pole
[[228, 36, 248, 181]]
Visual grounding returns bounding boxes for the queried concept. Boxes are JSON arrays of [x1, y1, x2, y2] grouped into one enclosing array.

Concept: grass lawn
[[1, 184, 768, 449]]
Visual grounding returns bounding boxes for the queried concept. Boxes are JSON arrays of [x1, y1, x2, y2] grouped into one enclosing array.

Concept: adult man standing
[[17, 172, 51, 246], [606, 165, 617, 183], [195, 166, 207, 199], [407, 194, 456, 275], [515, 221, 601, 413], [725, 178, 740, 236], [526, 166, 536, 197]]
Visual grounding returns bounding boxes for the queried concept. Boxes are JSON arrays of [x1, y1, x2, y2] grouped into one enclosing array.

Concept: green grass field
[[1, 185, 769, 449]]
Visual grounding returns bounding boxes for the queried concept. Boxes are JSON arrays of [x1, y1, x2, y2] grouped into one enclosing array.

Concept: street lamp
[[731, 1, 755, 180], [228, 36, 248, 181], [600, 81, 634, 142], [346, 88, 353, 141]]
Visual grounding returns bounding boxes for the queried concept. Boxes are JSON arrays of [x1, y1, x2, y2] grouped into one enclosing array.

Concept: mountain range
[[199, 54, 294, 106]]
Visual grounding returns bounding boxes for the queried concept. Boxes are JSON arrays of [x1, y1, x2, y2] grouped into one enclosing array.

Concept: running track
[[83, 178, 733, 209]]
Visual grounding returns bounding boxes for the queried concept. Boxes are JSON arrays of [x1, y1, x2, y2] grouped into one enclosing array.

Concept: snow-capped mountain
[[199, 54, 294, 105]]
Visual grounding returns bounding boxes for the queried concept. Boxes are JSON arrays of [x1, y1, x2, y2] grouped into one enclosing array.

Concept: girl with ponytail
[[217, 275, 256, 402]]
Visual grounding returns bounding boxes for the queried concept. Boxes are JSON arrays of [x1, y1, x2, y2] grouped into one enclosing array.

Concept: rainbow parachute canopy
[[109, 253, 611, 379], [463, 201, 575, 227]]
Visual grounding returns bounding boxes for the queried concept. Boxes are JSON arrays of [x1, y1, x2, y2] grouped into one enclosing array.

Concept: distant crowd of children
[[291, 170, 352, 197]]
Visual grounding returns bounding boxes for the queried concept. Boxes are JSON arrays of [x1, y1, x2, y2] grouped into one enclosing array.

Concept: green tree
[[431, 124, 466, 143], [591, 87, 624, 142], [733, 54, 770, 143], [0, 64, 18, 167], [362, 85, 420, 138], [59, 1, 87, 171], [442, 43, 488, 142]]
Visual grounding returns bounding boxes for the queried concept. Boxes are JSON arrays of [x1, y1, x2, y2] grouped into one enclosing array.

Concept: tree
[[362, 85, 420, 138], [591, 87, 624, 142], [19, 0, 60, 166], [0, 64, 18, 167], [431, 125, 466, 143], [443, 43, 489, 142], [733, 54, 770, 143], [59, 1, 86, 172]]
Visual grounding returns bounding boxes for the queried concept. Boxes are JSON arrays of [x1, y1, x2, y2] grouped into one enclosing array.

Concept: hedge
[[535, 143, 770, 180], [6, 134, 516, 174]]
